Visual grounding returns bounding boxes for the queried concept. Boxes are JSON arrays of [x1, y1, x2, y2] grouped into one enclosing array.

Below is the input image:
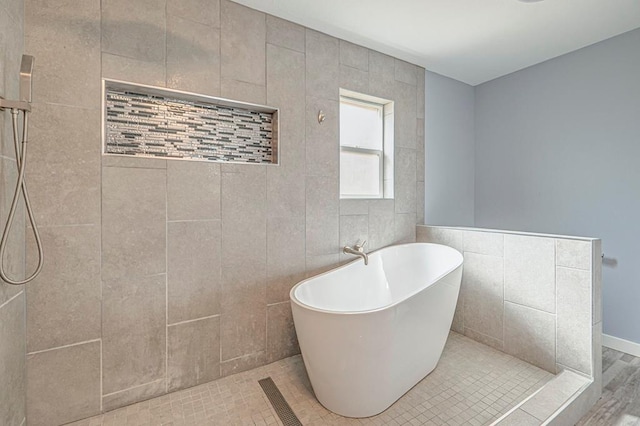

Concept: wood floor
[[578, 347, 640, 425]]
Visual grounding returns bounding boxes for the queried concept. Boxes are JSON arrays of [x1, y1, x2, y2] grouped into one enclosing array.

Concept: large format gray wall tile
[[394, 148, 417, 214], [340, 40, 368, 71], [266, 216, 306, 304], [368, 51, 395, 99], [220, 168, 267, 361], [504, 301, 556, 373], [220, 351, 266, 377], [26, 0, 101, 108], [306, 175, 339, 256], [394, 213, 416, 243], [102, 379, 165, 412], [394, 81, 417, 149], [340, 64, 369, 94], [166, 14, 220, 96], [102, 274, 166, 395], [220, 0, 265, 86], [220, 78, 266, 104], [463, 252, 504, 341], [168, 220, 221, 324], [593, 240, 602, 324], [0, 4, 25, 426], [102, 167, 166, 280], [27, 341, 101, 426], [306, 29, 339, 100], [266, 302, 299, 363], [167, 161, 220, 221], [368, 199, 395, 250], [266, 15, 305, 53], [464, 230, 504, 256], [395, 59, 418, 86], [556, 239, 592, 270], [557, 266, 592, 375], [26, 225, 101, 352], [167, 0, 220, 28], [0, 293, 25, 426], [167, 316, 220, 392], [102, 52, 166, 87], [101, 0, 166, 63], [0, 158, 24, 303], [504, 235, 556, 313], [27, 103, 101, 227], [266, 43, 306, 216], [416, 226, 464, 252], [416, 68, 425, 119], [306, 96, 339, 177]]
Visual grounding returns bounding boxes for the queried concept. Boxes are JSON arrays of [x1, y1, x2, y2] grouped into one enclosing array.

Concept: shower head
[[19, 55, 34, 103]]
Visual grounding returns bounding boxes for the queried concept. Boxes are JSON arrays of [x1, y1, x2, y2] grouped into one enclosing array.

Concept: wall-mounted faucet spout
[[343, 240, 369, 265]]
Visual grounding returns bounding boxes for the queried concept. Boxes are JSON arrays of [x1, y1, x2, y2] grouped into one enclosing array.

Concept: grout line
[[504, 299, 556, 316], [27, 338, 101, 356], [265, 41, 304, 55], [27, 223, 96, 229], [556, 264, 592, 272], [102, 378, 165, 398], [99, 7, 104, 410], [221, 350, 265, 364], [0, 289, 23, 311], [167, 313, 220, 327], [266, 301, 289, 307], [32, 100, 100, 111], [166, 218, 221, 224], [164, 134, 169, 394]]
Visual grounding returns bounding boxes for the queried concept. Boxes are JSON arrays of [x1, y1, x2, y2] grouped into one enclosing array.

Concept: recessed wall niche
[[102, 80, 279, 164]]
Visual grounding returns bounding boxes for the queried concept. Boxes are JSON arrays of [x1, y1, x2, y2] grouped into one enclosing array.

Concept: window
[[339, 89, 393, 199]]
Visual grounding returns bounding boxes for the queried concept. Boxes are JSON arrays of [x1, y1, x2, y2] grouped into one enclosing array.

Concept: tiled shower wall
[[0, 0, 27, 425], [417, 226, 602, 382], [22, 1, 425, 424]]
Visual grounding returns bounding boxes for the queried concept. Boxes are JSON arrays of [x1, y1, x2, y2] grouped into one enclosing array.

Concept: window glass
[[339, 99, 383, 150], [339, 90, 393, 199], [340, 150, 381, 197]]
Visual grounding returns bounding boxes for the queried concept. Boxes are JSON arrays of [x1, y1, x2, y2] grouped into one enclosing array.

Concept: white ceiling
[[232, 0, 640, 86]]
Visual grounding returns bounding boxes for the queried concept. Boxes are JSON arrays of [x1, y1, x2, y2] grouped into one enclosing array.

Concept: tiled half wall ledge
[[417, 225, 603, 425]]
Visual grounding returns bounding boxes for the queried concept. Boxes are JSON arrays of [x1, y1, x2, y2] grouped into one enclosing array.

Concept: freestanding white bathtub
[[290, 243, 463, 418]]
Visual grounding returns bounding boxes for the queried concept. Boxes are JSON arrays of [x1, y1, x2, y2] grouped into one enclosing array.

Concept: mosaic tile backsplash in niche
[[105, 84, 277, 164]]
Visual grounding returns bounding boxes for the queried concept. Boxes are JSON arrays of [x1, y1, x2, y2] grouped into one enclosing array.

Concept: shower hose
[[0, 108, 43, 285]]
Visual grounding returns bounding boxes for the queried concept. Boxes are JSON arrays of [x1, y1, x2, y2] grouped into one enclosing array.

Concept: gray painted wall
[[475, 28, 640, 344], [424, 71, 475, 226]]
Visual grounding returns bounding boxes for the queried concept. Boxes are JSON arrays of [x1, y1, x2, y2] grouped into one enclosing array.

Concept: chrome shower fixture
[[0, 54, 44, 285], [20, 54, 34, 103]]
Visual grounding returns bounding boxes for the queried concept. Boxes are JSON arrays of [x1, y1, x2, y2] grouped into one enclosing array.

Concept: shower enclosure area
[[1, 0, 425, 425]]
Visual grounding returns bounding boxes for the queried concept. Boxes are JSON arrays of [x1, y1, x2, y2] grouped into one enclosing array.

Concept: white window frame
[[339, 89, 393, 199]]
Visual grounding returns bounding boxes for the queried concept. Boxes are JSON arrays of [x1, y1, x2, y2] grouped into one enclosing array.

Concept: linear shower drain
[[258, 377, 303, 426]]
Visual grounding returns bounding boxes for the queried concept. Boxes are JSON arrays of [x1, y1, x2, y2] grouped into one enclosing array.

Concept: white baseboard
[[603, 334, 640, 358]]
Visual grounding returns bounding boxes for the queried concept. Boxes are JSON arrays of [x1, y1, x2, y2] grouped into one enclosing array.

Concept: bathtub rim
[[290, 242, 463, 316]]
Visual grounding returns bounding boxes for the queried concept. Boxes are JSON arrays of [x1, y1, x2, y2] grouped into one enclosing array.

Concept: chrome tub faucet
[[343, 240, 369, 265]]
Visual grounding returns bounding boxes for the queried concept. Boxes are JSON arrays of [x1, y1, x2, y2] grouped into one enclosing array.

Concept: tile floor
[[67, 333, 552, 426]]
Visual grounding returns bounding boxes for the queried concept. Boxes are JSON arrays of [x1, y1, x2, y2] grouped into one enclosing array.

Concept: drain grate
[[258, 377, 303, 426]]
